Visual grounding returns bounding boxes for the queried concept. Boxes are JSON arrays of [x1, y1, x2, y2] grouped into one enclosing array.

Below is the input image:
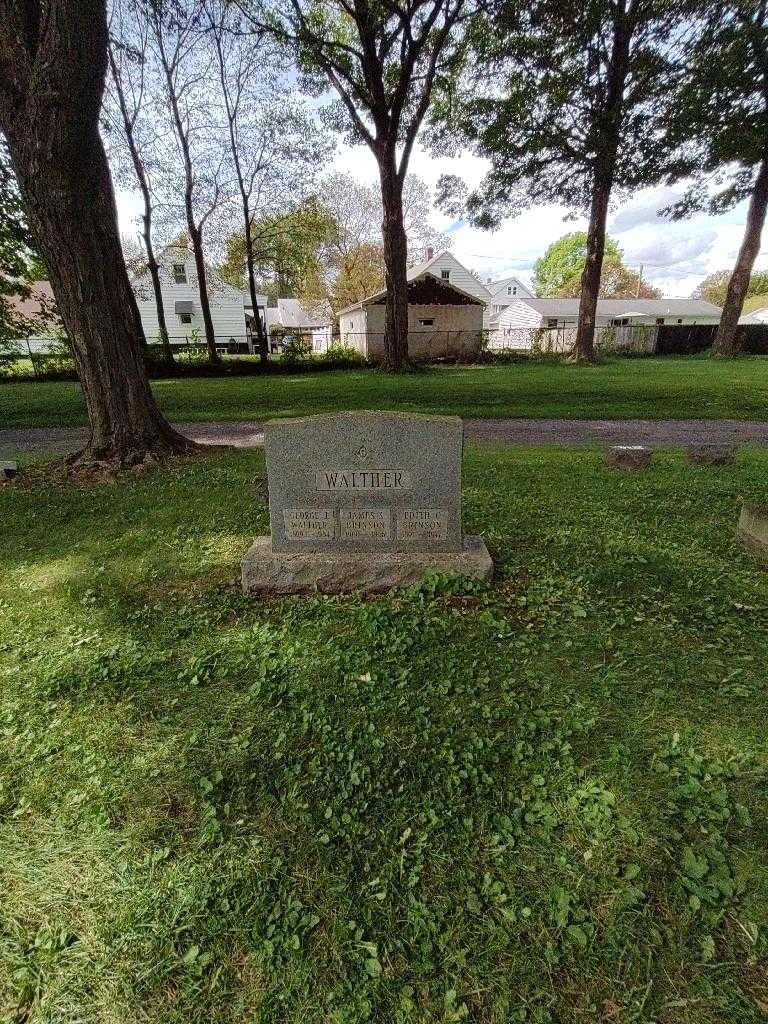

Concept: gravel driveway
[[4, 417, 768, 460]]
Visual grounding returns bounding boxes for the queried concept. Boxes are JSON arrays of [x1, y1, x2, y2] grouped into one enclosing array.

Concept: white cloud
[[115, 140, 767, 297]]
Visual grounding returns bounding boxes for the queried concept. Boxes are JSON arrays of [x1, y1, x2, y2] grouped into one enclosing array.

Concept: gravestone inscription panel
[[242, 411, 492, 594], [266, 411, 463, 554]]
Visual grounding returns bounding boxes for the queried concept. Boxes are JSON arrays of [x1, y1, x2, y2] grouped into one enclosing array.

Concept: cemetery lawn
[[3, 446, 768, 1024], [4, 355, 768, 429]]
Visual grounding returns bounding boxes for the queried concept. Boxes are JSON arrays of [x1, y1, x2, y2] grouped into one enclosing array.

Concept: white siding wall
[[418, 254, 492, 327], [132, 247, 247, 346], [339, 310, 369, 355], [356, 302, 482, 360], [488, 276, 534, 304]]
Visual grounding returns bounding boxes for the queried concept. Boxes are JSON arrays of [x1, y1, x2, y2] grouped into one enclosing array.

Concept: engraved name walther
[[315, 469, 412, 491]]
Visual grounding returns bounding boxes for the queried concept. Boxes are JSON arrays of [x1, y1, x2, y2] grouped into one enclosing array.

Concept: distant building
[[486, 275, 534, 320], [338, 263, 484, 361], [256, 297, 333, 352], [491, 297, 723, 348], [131, 242, 248, 351]]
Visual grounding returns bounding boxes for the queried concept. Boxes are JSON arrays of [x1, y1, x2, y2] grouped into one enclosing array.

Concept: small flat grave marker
[[606, 445, 652, 470], [242, 411, 492, 594]]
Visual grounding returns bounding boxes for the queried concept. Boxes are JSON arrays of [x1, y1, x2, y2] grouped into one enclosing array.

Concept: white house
[[252, 297, 333, 352], [490, 297, 723, 349], [338, 266, 484, 361], [131, 243, 248, 350], [409, 249, 493, 326], [486, 275, 534, 320]]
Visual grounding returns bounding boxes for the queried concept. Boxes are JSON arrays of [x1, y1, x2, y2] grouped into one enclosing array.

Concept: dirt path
[[4, 418, 768, 459]]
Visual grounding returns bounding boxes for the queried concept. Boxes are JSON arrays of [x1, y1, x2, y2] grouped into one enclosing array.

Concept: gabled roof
[[407, 250, 492, 300], [488, 274, 529, 291], [511, 297, 723, 318], [339, 269, 484, 315], [277, 297, 331, 329]]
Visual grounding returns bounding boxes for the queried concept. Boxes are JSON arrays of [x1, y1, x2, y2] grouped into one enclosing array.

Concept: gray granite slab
[[264, 412, 464, 554], [242, 535, 493, 595]]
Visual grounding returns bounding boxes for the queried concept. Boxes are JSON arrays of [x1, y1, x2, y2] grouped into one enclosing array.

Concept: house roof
[[7, 280, 56, 320], [407, 250, 492, 299], [488, 274, 528, 290], [339, 269, 484, 315], [276, 297, 331, 329], [513, 298, 723, 318], [242, 292, 269, 311]]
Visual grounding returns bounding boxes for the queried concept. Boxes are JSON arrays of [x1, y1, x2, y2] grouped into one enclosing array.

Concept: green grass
[[2, 446, 768, 1022], [4, 356, 768, 430]]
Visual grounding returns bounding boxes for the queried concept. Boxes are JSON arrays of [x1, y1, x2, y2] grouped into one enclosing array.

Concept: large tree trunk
[[573, 9, 631, 364], [243, 206, 268, 364], [574, 173, 612, 363], [379, 152, 409, 370], [0, 0, 189, 470], [8, 133, 189, 465], [713, 153, 768, 358]]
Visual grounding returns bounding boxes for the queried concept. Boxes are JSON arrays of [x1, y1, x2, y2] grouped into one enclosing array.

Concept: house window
[[546, 318, 558, 328], [419, 318, 435, 326], [173, 263, 187, 284], [656, 317, 665, 326], [507, 285, 517, 296], [179, 312, 192, 324], [612, 317, 629, 326], [441, 269, 450, 279], [677, 318, 683, 324]]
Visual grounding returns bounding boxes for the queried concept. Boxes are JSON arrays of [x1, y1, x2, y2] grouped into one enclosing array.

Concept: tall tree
[[667, 2, 768, 356], [106, 0, 173, 362], [242, 0, 469, 370], [203, 0, 321, 362], [297, 172, 448, 313], [145, 0, 226, 363], [0, 0, 189, 468], [534, 232, 661, 298], [694, 269, 768, 308], [220, 198, 336, 298], [433, 0, 689, 362], [0, 141, 38, 346]]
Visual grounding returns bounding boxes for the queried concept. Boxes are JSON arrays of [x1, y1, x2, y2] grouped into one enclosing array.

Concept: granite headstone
[[242, 411, 492, 593]]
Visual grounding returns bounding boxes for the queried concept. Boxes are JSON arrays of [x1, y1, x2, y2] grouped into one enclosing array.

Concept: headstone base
[[606, 445, 652, 470], [687, 444, 737, 466], [242, 535, 493, 595]]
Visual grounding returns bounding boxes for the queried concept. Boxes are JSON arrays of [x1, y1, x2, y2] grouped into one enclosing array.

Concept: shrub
[[321, 344, 365, 367], [280, 334, 313, 364]]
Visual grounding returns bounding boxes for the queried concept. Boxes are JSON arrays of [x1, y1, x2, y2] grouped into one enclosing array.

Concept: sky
[[115, 138, 767, 299]]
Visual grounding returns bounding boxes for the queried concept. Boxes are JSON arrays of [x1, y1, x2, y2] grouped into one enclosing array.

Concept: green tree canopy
[[533, 232, 661, 299], [431, 0, 689, 361], [693, 269, 768, 307], [220, 199, 336, 298], [666, 2, 768, 354], [0, 145, 46, 345]]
